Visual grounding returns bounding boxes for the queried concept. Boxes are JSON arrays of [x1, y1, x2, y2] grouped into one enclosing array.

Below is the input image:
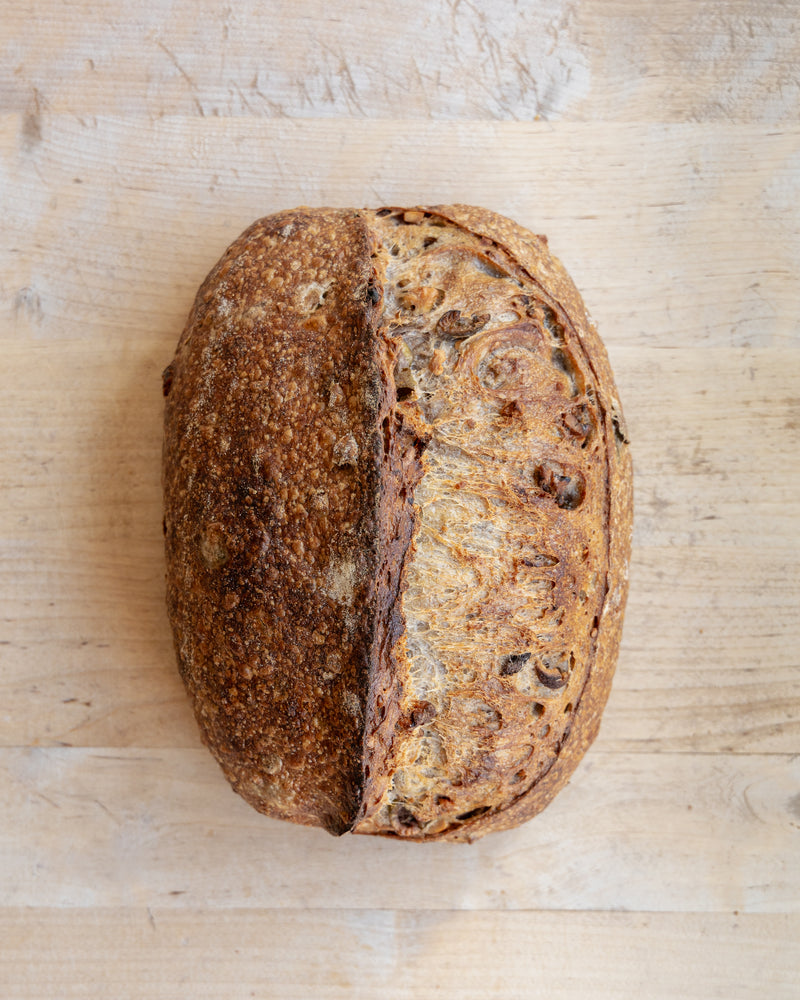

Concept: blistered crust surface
[[162, 209, 384, 834]]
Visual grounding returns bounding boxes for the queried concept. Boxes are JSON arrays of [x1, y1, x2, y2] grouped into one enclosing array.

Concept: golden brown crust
[[163, 205, 632, 841]]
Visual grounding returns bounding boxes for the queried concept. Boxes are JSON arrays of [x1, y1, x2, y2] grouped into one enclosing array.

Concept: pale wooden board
[[1, 747, 798, 912], [1, 909, 798, 1000], [2, 0, 799, 122]]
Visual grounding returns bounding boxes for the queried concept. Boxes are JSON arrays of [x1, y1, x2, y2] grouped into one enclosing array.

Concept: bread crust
[[162, 208, 385, 833], [163, 205, 632, 841]]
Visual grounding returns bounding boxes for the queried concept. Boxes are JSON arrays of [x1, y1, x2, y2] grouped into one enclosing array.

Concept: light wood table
[[2, 2, 799, 997]]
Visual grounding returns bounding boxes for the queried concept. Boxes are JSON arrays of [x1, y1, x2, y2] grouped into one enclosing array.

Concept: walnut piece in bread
[[162, 205, 632, 842]]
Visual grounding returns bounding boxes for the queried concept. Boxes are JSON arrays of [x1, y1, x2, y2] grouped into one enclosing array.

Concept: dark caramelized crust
[[163, 208, 385, 833], [163, 205, 632, 841]]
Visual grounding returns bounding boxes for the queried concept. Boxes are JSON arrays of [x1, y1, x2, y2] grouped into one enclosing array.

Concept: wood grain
[[1, 747, 798, 912], [1, 909, 797, 1000], [2, 1, 798, 122]]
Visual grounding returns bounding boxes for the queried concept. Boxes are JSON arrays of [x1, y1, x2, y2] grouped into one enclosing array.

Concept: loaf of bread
[[162, 205, 632, 842]]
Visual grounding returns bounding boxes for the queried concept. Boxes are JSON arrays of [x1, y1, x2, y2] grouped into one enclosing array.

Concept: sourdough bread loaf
[[162, 205, 632, 842]]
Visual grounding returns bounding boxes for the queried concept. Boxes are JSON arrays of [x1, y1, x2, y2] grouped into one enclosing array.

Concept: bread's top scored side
[[445, 203, 632, 839], [350, 206, 632, 842]]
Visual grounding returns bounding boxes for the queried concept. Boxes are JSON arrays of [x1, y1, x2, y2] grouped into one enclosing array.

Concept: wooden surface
[[2, 2, 799, 997]]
